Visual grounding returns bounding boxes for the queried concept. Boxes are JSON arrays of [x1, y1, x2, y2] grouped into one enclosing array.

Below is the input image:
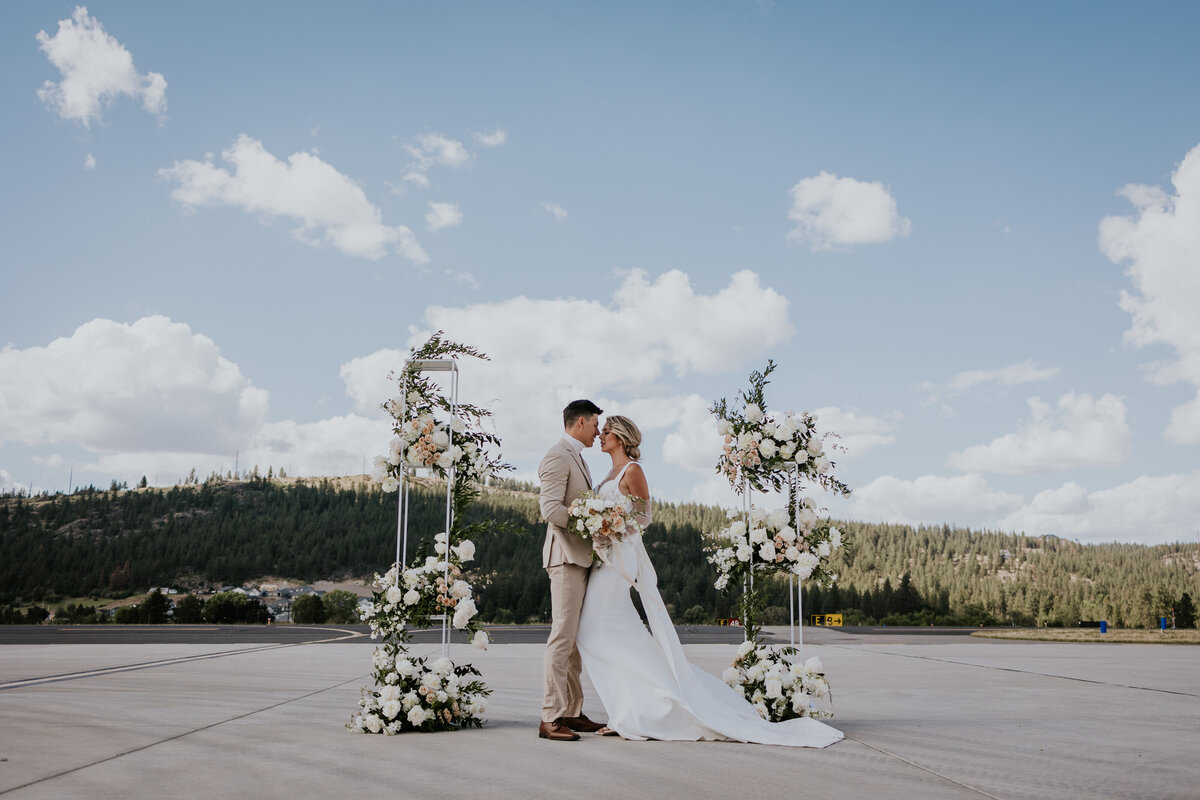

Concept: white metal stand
[[743, 466, 804, 658], [396, 358, 459, 659]]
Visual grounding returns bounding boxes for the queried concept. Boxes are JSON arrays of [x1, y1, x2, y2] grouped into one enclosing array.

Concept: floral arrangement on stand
[[349, 332, 510, 735], [706, 360, 851, 721]]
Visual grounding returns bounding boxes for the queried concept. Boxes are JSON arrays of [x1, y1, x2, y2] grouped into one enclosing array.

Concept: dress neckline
[[597, 460, 635, 492]]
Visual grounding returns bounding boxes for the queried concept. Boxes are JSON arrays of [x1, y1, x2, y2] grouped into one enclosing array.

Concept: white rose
[[395, 658, 416, 677], [791, 692, 812, 714], [736, 544, 753, 562], [407, 706, 431, 727], [807, 437, 823, 456], [450, 417, 466, 433], [794, 552, 819, 579], [745, 403, 764, 423], [472, 630, 489, 650], [804, 656, 824, 674], [728, 520, 747, 537], [758, 439, 777, 459], [431, 657, 453, 676], [435, 691, 448, 703], [380, 477, 399, 493], [764, 678, 783, 699], [785, 546, 801, 562], [436, 452, 454, 469], [767, 509, 788, 529], [432, 429, 450, 448], [749, 526, 768, 545], [381, 700, 402, 719], [829, 528, 842, 548], [401, 691, 419, 710], [386, 586, 404, 605], [794, 450, 809, 465], [453, 540, 476, 562], [817, 541, 831, 557], [717, 419, 733, 436], [721, 667, 740, 685], [737, 639, 755, 657], [758, 541, 776, 562], [379, 684, 402, 703], [450, 580, 472, 599], [746, 664, 765, 682], [780, 443, 795, 458], [434, 542, 448, 554], [365, 715, 384, 733], [403, 589, 420, 605], [815, 455, 831, 474], [779, 526, 797, 544], [798, 508, 818, 529]]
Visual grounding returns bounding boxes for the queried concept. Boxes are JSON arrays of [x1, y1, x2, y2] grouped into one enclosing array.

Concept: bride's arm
[[621, 462, 652, 529]]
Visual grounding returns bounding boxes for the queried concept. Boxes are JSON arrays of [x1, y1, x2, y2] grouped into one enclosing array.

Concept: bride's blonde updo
[[604, 415, 642, 461]]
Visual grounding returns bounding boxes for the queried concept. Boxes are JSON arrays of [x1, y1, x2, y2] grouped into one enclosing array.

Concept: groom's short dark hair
[[563, 399, 603, 428]]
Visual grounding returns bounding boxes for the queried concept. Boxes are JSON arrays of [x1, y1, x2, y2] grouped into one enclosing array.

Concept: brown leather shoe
[[538, 719, 580, 741], [561, 713, 606, 733]]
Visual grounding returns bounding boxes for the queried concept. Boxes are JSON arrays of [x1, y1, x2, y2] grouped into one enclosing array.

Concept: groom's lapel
[[569, 446, 592, 487]]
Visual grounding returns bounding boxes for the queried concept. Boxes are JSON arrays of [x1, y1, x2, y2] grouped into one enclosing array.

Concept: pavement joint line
[[0, 631, 368, 691], [843, 735, 1007, 800], [828, 645, 1200, 698], [0, 672, 369, 797]]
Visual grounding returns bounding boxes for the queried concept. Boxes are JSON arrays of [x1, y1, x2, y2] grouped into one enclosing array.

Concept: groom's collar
[[560, 433, 585, 454]]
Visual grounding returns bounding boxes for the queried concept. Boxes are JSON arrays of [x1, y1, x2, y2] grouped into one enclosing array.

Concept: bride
[[576, 415, 843, 747]]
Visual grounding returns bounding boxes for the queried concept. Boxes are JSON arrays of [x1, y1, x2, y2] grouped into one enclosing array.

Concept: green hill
[[2, 478, 1197, 627]]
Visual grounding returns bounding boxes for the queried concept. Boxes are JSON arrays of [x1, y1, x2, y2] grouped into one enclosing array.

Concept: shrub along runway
[[1, 628, 1194, 799]]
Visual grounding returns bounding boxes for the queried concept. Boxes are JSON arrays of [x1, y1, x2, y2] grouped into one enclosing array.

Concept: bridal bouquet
[[722, 641, 833, 722], [349, 647, 491, 734], [707, 503, 842, 591], [568, 491, 641, 552]]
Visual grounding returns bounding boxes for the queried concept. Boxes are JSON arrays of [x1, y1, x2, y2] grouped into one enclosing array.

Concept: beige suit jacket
[[538, 438, 595, 568]]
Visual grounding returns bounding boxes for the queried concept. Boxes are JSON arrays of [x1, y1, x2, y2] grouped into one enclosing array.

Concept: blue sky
[[3, 2, 1200, 544]]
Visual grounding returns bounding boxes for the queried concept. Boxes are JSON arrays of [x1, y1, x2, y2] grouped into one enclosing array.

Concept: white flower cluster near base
[[708, 504, 843, 590], [348, 645, 490, 734], [722, 642, 833, 722]]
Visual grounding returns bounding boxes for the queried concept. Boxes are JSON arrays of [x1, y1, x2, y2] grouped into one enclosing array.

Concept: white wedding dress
[[576, 462, 843, 747]]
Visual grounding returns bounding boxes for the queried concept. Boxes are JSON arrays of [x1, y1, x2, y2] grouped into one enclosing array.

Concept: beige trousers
[[542, 563, 589, 722]]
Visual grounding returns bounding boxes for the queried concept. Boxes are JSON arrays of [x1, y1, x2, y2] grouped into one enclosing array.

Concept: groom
[[537, 399, 608, 741]]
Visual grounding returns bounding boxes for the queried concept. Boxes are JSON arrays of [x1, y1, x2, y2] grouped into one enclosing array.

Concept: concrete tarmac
[[1, 628, 1196, 799]]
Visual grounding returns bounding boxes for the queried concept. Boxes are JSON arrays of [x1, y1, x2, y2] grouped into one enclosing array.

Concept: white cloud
[[1099, 141, 1200, 444], [542, 202, 568, 220], [947, 392, 1131, 474], [402, 170, 430, 188], [661, 394, 723, 473], [406, 133, 470, 169], [425, 201, 463, 231], [810, 407, 899, 458], [84, 153, 96, 170], [473, 128, 507, 148], [786, 172, 910, 250], [1, 468, 23, 495], [999, 472, 1200, 544], [919, 359, 1062, 413], [846, 473, 1023, 527], [0, 316, 268, 455], [83, 413, 387, 485], [159, 135, 428, 263], [342, 269, 792, 461], [36, 6, 166, 128]]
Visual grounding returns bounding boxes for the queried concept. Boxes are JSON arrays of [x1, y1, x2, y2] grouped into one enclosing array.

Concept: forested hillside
[[2, 478, 1197, 627]]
